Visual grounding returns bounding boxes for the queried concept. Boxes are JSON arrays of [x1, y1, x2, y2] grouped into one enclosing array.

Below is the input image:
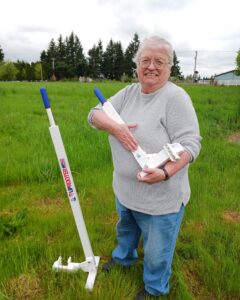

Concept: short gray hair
[[133, 36, 173, 66]]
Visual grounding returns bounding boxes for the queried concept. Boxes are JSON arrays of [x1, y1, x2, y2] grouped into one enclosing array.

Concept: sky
[[0, 0, 239, 77]]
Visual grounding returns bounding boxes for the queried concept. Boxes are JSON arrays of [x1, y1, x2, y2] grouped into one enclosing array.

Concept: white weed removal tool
[[94, 88, 184, 177], [40, 87, 100, 290]]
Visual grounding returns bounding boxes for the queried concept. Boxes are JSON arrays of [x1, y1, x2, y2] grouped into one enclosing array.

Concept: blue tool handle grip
[[94, 88, 106, 104], [40, 87, 50, 109]]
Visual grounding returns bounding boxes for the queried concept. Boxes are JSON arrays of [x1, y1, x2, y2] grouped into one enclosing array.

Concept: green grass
[[0, 82, 239, 300]]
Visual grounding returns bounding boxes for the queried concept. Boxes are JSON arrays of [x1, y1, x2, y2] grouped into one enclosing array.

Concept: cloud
[[0, 0, 239, 76], [17, 25, 56, 34], [98, 0, 192, 12], [0, 26, 57, 62]]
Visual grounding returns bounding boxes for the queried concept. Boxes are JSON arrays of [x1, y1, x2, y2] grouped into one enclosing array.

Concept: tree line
[[0, 32, 191, 81], [39, 32, 142, 81]]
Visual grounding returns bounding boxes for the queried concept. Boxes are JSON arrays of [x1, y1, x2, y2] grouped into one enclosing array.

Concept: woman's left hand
[[137, 168, 166, 184]]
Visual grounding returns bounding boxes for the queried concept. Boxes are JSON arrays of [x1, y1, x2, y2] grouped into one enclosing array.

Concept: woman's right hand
[[91, 109, 138, 152], [112, 123, 138, 152]]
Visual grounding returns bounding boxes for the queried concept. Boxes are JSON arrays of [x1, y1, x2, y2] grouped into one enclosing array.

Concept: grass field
[[0, 81, 239, 300]]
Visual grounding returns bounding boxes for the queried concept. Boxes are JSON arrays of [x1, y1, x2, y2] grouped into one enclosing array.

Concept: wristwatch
[[161, 167, 169, 181]]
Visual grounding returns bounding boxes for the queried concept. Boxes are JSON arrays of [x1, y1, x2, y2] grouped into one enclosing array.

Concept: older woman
[[88, 36, 201, 299]]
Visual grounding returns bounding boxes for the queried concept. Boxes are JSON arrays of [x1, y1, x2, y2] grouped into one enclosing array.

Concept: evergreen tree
[[64, 32, 86, 78], [48, 39, 56, 57], [0, 45, 4, 62], [97, 39, 103, 75], [102, 39, 115, 79], [102, 39, 124, 80], [74, 35, 86, 77], [124, 33, 140, 78], [47, 39, 57, 79], [65, 32, 75, 77], [171, 51, 183, 80], [39, 33, 86, 79], [113, 42, 124, 80], [39, 39, 57, 79], [56, 35, 66, 61], [40, 50, 51, 80], [55, 35, 67, 79], [88, 40, 103, 78]]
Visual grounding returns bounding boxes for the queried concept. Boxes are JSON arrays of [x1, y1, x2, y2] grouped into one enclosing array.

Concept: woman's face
[[136, 47, 171, 94]]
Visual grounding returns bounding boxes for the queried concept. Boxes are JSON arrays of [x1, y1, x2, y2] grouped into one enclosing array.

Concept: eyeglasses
[[139, 57, 170, 69]]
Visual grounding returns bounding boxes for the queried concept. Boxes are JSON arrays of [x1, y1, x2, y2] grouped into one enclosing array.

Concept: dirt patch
[[228, 132, 240, 143], [184, 221, 206, 234], [36, 197, 63, 207], [2, 273, 42, 299], [223, 211, 240, 223], [0, 208, 15, 217], [104, 214, 117, 225], [32, 198, 64, 214], [183, 262, 216, 300]]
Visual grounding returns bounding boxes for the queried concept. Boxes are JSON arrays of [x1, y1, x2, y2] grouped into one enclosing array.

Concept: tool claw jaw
[[52, 256, 63, 270], [138, 143, 184, 178], [52, 256, 100, 290], [164, 143, 184, 161]]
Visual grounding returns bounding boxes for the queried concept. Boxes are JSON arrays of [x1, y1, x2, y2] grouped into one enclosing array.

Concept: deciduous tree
[[0, 61, 18, 80], [0, 45, 4, 62], [236, 49, 240, 75]]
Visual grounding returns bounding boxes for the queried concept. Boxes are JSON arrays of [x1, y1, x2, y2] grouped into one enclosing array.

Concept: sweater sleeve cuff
[[87, 107, 102, 128], [182, 145, 200, 163]]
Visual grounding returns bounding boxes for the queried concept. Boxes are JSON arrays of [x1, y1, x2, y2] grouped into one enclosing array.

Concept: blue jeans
[[112, 198, 184, 296]]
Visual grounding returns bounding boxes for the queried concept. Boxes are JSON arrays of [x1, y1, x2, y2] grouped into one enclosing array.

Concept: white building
[[214, 70, 240, 86]]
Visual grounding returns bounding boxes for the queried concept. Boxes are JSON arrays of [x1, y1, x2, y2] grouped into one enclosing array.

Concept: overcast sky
[[0, 0, 239, 77]]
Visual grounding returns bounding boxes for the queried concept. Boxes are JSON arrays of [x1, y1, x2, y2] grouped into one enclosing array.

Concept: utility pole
[[193, 51, 198, 83], [51, 58, 56, 81], [52, 58, 55, 73]]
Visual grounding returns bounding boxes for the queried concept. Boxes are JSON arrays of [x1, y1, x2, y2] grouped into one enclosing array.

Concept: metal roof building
[[214, 70, 240, 86]]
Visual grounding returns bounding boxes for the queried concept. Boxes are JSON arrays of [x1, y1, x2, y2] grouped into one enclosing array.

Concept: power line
[[176, 49, 238, 52]]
